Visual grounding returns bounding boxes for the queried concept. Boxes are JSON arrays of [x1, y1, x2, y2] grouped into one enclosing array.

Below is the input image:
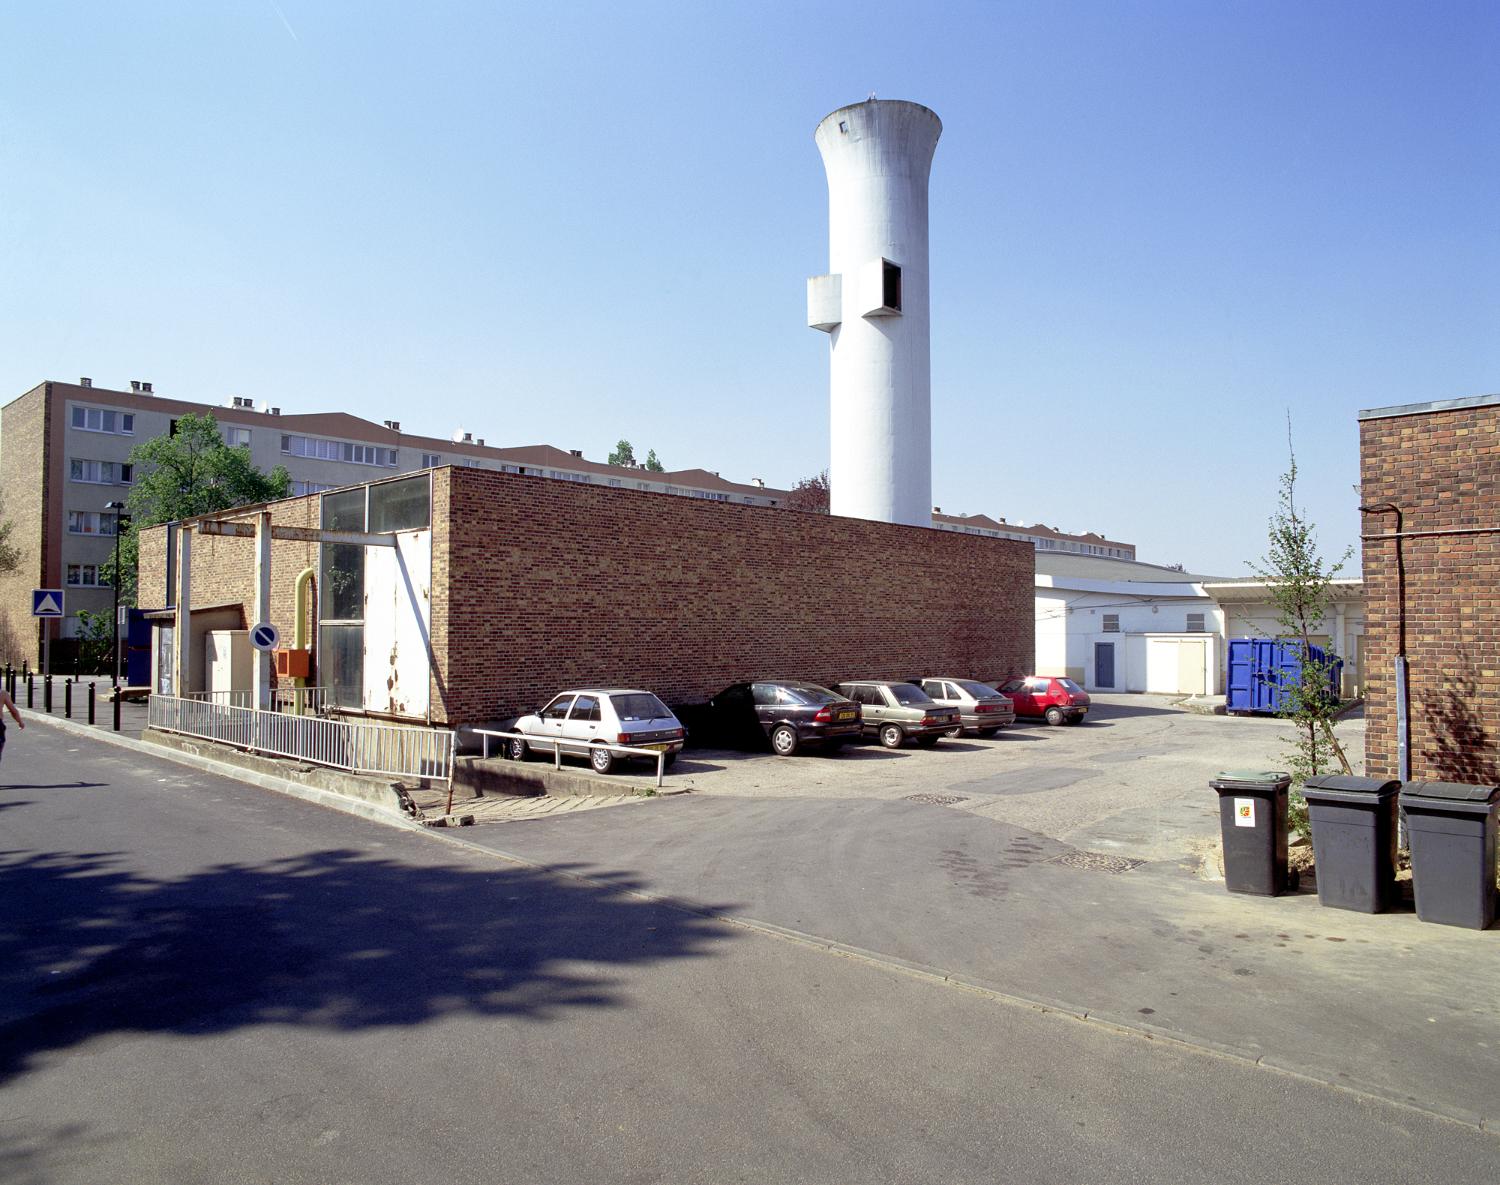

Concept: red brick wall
[[1359, 400, 1500, 783], [142, 468, 1035, 723], [434, 468, 1033, 724], [0, 385, 51, 664]]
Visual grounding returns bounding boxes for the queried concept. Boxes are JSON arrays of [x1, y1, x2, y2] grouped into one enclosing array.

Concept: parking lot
[[591, 693, 1363, 867]]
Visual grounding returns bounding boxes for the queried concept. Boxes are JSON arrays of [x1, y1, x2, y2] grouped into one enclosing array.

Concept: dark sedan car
[[709, 681, 863, 756]]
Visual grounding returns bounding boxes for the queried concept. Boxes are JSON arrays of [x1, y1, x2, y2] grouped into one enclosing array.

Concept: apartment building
[[933, 511, 1136, 560], [0, 378, 787, 663]]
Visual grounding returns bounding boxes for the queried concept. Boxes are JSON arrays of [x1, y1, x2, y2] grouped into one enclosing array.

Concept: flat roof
[[1358, 393, 1500, 421]]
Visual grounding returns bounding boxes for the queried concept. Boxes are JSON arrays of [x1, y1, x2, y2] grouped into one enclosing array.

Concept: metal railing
[[472, 729, 674, 789], [184, 686, 335, 715], [150, 694, 454, 785]]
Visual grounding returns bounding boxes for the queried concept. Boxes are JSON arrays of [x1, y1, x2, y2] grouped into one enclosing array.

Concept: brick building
[[1359, 393, 1500, 783], [138, 467, 1035, 726]]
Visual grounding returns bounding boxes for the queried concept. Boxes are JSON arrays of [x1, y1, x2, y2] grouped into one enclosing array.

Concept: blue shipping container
[[1226, 638, 1342, 714]]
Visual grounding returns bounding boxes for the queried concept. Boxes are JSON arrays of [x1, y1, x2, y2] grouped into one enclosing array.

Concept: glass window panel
[[321, 488, 366, 531], [319, 624, 364, 709], [321, 543, 364, 621], [368, 475, 430, 533]]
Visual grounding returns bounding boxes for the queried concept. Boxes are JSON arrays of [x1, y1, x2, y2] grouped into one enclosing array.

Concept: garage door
[[1146, 638, 1208, 695]]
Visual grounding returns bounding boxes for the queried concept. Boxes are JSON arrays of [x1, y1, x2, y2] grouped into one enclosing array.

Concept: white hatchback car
[[508, 688, 686, 774]]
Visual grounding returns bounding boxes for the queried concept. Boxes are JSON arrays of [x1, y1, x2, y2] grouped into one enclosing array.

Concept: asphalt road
[[2, 719, 1496, 1184]]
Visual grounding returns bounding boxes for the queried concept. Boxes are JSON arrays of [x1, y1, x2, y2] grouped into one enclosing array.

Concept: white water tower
[[808, 99, 942, 526]]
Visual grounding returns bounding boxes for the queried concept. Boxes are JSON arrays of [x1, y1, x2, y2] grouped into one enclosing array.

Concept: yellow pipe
[[294, 566, 315, 709]]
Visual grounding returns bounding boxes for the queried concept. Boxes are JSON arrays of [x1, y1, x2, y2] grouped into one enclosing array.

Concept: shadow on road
[[0, 846, 739, 1087]]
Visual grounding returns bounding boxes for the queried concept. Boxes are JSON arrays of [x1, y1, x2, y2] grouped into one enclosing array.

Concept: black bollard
[[65, 680, 72, 719], [27, 673, 34, 709], [113, 690, 122, 732], [88, 682, 96, 725], [44, 675, 52, 713]]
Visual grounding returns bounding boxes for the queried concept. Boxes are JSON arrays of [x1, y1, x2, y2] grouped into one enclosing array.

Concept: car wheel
[[508, 735, 531, 761], [663, 753, 678, 768], [879, 723, 905, 749], [1044, 706, 1065, 726], [770, 724, 799, 757], [915, 735, 939, 748], [589, 744, 616, 774], [945, 725, 962, 739]]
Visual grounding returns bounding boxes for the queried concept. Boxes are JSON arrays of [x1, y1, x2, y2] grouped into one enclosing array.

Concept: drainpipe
[[1359, 504, 1407, 781]]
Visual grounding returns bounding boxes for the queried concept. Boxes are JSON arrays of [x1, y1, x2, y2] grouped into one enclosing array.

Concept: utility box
[[1226, 638, 1342, 715], [204, 630, 251, 701], [274, 648, 311, 679]]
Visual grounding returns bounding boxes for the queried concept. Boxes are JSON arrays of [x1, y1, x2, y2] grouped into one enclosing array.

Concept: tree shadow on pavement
[[0, 846, 738, 1087]]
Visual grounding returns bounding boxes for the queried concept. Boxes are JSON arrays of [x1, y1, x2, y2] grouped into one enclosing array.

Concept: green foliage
[[608, 439, 637, 467], [643, 448, 664, 473], [1250, 423, 1354, 836], [73, 609, 116, 671], [0, 502, 19, 575], [104, 412, 290, 607]]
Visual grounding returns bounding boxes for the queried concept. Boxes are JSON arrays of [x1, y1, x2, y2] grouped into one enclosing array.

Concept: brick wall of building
[[143, 467, 1035, 725], [0, 385, 51, 664], [1359, 400, 1500, 783], [435, 468, 1034, 724]]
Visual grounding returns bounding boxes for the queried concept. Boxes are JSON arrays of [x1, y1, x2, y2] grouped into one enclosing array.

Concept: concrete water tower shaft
[[807, 99, 942, 527]]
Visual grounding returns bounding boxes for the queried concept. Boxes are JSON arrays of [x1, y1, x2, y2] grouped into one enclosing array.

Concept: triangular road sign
[[32, 589, 64, 617]]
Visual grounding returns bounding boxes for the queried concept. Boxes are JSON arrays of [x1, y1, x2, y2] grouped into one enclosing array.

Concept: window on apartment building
[[421, 453, 441, 468], [225, 427, 252, 448], [70, 405, 134, 434], [547, 470, 591, 482], [281, 434, 397, 467], [1102, 614, 1120, 633], [66, 563, 106, 587], [70, 459, 133, 484], [460, 458, 483, 468], [1186, 613, 1206, 633], [290, 480, 335, 497], [66, 511, 116, 535]]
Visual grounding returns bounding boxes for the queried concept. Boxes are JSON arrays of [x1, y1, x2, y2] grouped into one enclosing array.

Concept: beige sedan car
[[834, 680, 961, 749], [917, 678, 1017, 737]]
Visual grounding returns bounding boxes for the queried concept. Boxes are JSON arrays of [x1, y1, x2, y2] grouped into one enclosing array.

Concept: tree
[[104, 412, 291, 606], [644, 448, 664, 473], [1251, 423, 1353, 835], [608, 440, 637, 468], [0, 500, 19, 574], [784, 469, 830, 514]]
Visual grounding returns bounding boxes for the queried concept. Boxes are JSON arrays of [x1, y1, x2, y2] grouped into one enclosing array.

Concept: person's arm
[[2, 692, 22, 727]]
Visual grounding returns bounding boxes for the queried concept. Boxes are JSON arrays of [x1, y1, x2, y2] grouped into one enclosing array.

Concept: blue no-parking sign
[[32, 588, 64, 617], [249, 622, 281, 652]]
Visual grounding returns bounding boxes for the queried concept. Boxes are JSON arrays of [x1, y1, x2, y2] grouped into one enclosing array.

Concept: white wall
[[362, 529, 432, 719]]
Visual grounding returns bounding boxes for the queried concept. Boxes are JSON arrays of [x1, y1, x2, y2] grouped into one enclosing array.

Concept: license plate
[[646, 742, 673, 751], [837, 710, 856, 721]]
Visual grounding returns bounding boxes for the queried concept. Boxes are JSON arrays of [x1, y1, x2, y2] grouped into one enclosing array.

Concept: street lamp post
[[105, 501, 128, 686]]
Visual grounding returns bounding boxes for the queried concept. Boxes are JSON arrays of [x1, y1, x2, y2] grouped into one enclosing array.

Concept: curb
[[421, 826, 1497, 1137], [17, 710, 425, 833]]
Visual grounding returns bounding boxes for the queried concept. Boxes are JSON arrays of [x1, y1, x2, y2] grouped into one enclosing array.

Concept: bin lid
[[1211, 769, 1292, 791], [1399, 780, 1500, 804], [1303, 774, 1401, 800]]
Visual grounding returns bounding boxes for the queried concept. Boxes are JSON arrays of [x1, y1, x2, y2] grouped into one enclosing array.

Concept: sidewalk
[[11, 675, 151, 739]]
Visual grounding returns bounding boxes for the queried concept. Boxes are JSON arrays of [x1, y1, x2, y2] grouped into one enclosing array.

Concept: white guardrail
[[472, 729, 673, 789], [184, 687, 337, 715], [150, 694, 454, 785]]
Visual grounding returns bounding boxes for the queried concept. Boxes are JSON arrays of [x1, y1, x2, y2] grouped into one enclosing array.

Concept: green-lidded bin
[[1400, 781, 1499, 930], [1210, 770, 1291, 895], [1302, 775, 1401, 913]]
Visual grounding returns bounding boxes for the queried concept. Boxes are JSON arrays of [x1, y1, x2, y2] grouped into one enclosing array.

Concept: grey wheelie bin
[[1302, 775, 1401, 913], [1210, 770, 1291, 895], [1399, 781, 1500, 930]]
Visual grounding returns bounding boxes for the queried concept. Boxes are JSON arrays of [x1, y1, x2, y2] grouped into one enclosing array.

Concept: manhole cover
[[903, 793, 969, 806], [1047, 850, 1146, 875]]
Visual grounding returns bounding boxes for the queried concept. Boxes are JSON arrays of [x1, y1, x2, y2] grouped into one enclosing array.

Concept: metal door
[[1094, 642, 1115, 689]]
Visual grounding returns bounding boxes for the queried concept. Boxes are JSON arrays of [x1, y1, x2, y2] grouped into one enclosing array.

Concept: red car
[[996, 676, 1091, 725]]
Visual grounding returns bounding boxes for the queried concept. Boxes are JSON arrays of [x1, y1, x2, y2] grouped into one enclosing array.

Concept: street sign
[[249, 622, 281, 652], [32, 588, 64, 617]]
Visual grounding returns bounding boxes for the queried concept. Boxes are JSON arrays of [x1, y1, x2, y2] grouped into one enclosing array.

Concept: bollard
[[44, 675, 52, 713], [113, 690, 122, 733], [88, 682, 96, 725], [27, 673, 34, 709], [65, 680, 72, 719]]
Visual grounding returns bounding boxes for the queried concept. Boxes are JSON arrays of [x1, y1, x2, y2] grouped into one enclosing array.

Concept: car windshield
[[1056, 679, 1085, 694], [783, 683, 842, 705], [611, 693, 672, 721], [956, 680, 999, 698], [888, 683, 933, 706]]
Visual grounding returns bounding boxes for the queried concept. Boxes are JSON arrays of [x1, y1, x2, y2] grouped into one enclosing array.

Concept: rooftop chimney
[[933, 506, 942, 514], [129, 381, 141, 392], [79, 377, 92, 388], [570, 449, 583, 458], [383, 420, 401, 431], [476, 438, 485, 446], [270, 407, 281, 416], [462, 432, 473, 443]]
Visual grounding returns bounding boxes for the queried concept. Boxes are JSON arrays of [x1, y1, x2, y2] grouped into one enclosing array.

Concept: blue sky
[[3, 2, 1495, 575]]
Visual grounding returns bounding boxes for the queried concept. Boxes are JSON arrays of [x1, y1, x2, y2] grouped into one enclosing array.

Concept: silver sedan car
[[917, 678, 1016, 737]]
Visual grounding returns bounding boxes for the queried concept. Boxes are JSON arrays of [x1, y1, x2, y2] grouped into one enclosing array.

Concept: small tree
[[784, 470, 830, 514], [643, 448, 664, 473], [0, 500, 19, 574], [104, 412, 290, 605], [1251, 424, 1353, 835], [608, 440, 637, 467], [73, 609, 116, 672]]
